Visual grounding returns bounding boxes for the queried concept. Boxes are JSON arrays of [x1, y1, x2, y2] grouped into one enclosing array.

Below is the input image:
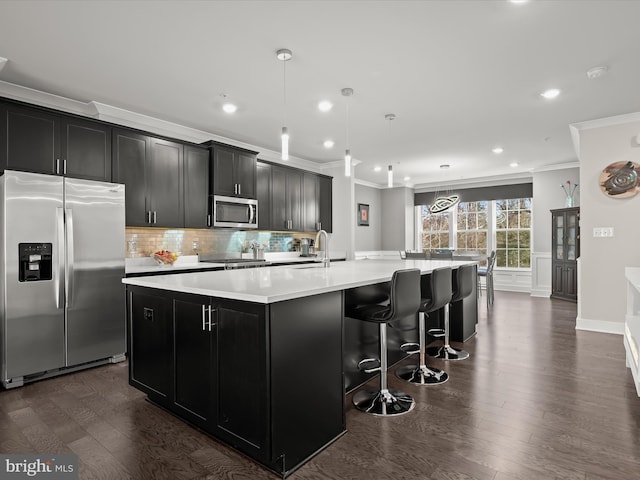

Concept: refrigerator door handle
[[56, 207, 65, 309], [65, 208, 75, 308]]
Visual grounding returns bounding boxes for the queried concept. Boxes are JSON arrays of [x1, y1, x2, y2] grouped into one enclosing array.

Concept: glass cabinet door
[[566, 211, 577, 261], [554, 214, 564, 260]]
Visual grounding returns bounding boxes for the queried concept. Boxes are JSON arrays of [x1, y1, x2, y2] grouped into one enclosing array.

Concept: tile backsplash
[[126, 227, 319, 258]]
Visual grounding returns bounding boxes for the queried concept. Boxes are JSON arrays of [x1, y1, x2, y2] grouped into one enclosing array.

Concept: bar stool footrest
[[400, 342, 420, 355], [427, 328, 445, 338], [357, 358, 381, 374]]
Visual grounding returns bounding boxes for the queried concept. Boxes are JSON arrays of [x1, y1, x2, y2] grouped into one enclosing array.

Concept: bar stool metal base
[[426, 344, 470, 361], [352, 388, 415, 416], [396, 364, 449, 385]]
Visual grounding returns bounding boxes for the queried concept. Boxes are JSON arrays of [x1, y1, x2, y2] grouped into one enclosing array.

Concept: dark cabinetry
[[303, 172, 333, 232], [127, 286, 344, 476], [257, 160, 332, 232], [551, 207, 580, 302], [206, 141, 257, 199], [112, 129, 184, 227], [271, 164, 302, 231], [0, 101, 111, 181], [183, 145, 210, 228]]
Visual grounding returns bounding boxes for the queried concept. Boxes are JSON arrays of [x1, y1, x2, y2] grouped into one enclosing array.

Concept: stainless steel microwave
[[213, 195, 258, 229]]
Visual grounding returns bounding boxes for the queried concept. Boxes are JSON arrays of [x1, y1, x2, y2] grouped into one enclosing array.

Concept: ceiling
[[0, 0, 639, 189]]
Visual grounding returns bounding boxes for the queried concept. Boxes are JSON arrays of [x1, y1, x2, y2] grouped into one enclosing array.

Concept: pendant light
[[385, 113, 396, 187], [342, 88, 354, 177], [277, 48, 292, 160], [429, 164, 460, 213]]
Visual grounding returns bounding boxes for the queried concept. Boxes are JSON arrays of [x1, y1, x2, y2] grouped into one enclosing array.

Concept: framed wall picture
[[357, 203, 370, 226]]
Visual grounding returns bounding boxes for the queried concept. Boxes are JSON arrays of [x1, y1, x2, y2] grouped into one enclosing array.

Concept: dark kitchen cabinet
[[214, 299, 268, 458], [551, 207, 580, 302], [128, 288, 172, 401], [126, 285, 344, 477], [112, 129, 183, 227], [205, 141, 257, 199], [173, 294, 215, 427], [302, 172, 333, 232], [271, 164, 302, 231], [256, 161, 271, 230], [318, 175, 332, 233], [0, 101, 111, 181], [183, 145, 210, 228]]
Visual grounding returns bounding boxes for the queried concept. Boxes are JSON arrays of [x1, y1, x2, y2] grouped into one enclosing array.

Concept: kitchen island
[[122, 259, 477, 477]]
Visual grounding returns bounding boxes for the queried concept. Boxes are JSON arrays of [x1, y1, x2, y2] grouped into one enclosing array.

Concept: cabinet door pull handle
[[238, 184, 241, 196], [153, 211, 157, 224], [202, 304, 206, 331], [207, 214, 211, 227], [56, 158, 60, 175], [234, 184, 237, 195], [63, 159, 67, 175], [208, 305, 216, 331]]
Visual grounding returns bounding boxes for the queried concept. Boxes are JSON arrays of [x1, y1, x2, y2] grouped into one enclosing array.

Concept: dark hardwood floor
[[1, 292, 639, 479]]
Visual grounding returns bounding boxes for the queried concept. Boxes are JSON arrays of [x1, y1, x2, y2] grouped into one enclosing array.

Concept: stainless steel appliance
[[1, 170, 126, 388], [212, 195, 258, 229]]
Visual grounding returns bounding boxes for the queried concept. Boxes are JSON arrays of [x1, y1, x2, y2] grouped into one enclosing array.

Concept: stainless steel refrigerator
[[1, 170, 126, 388]]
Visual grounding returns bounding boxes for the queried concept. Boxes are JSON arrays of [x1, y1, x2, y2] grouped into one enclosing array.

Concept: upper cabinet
[[257, 161, 332, 233], [183, 145, 211, 229], [0, 101, 111, 181], [204, 141, 257, 199], [302, 172, 333, 232], [113, 128, 184, 228]]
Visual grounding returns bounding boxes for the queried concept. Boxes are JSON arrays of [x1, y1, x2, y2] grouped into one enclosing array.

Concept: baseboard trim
[[576, 317, 624, 335], [530, 288, 550, 298]]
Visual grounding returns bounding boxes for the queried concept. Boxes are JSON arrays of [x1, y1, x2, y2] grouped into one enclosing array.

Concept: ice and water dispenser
[[18, 243, 52, 282]]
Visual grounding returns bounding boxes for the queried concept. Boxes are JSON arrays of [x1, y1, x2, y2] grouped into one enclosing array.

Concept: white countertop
[[122, 259, 476, 303], [125, 252, 347, 275]]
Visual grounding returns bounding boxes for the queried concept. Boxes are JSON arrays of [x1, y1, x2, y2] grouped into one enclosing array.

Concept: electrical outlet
[[593, 227, 614, 238], [192, 241, 199, 250]]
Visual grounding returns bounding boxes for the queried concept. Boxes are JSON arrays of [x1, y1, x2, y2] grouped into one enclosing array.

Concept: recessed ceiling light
[[374, 166, 382, 172], [323, 139, 334, 149], [318, 100, 333, 112], [510, 0, 529, 4], [403, 176, 411, 181], [222, 103, 237, 113], [510, 162, 519, 167], [540, 88, 561, 100], [492, 146, 504, 154]]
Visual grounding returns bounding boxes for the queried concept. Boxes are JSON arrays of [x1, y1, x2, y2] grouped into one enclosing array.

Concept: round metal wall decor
[[599, 161, 640, 198]]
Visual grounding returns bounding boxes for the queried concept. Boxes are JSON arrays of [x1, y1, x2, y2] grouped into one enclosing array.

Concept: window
[[421, 205, 449, 250], [456, 201, 488, 254], [495, 198, 531, 268], [417, 197, 532, 269]]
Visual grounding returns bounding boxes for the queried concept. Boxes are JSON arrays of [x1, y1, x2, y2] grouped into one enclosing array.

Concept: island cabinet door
[[213, 299, 269, 461], [128, 287, 173, 405], [172, 293, 215, 428]]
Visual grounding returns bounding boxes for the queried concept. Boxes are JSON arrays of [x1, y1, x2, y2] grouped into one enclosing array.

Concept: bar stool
[[396, 267, 451, 385], [478, 250, 496, 306], [426, 264, 474, 361], [349, 268, 421, 416]]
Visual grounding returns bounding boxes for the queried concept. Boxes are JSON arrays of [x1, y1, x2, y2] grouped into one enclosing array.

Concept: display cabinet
[[551, 207, 580, 302]]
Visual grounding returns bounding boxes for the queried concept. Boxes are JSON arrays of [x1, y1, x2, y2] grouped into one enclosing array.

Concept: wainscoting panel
[[531, 251, 552, 297]]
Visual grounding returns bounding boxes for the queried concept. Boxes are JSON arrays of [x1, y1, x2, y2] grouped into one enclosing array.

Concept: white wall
[[530, 166, 580, 297], [325, 164, 355, 259], [572, 113, 640, 334], [354, 184, 382, 251], [381, 187, 414, 250]]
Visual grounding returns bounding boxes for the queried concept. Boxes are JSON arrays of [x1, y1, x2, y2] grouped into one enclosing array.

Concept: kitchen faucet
[[315, 229, 330, 268]]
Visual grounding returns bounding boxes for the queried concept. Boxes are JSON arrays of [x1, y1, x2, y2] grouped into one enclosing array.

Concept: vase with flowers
[[561, 180, 578, 207]]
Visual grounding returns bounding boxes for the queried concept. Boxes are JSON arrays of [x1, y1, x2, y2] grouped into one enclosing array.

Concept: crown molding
[[570, 111, 640, 158]]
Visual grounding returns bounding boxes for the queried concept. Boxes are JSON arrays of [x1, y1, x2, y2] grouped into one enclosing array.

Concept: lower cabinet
[[127, 286, 345, 476]]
